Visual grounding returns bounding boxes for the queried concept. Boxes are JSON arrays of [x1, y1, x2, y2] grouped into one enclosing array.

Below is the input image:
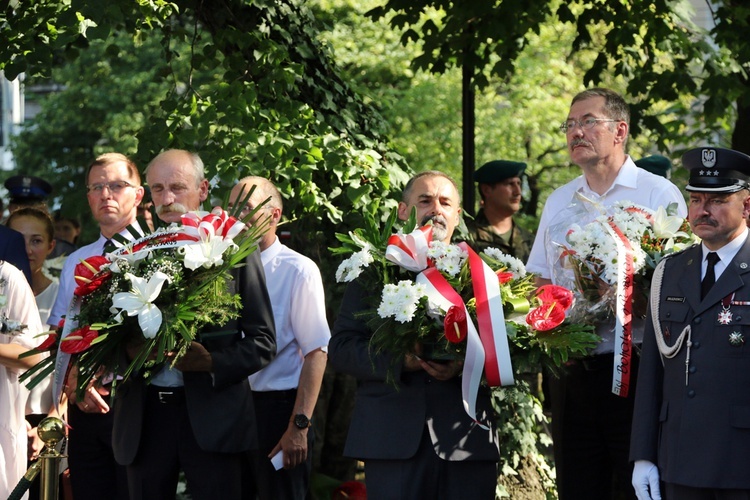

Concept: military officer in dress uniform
[[465, 159, 533, 260], [631, 146, 750, 500]]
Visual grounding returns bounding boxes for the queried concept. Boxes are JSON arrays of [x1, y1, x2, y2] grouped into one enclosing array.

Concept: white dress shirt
[[526, 157, 687, 353], [249, 237, 330, 392]]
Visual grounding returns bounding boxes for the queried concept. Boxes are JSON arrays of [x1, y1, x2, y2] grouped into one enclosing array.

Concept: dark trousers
[[364, 425, 497, 500], [666, 483, 750, 500], [549, 353, 639, 500], [67, 404, 129, 500], [126, 386, 242, 500], [242, 389, 312, 500]]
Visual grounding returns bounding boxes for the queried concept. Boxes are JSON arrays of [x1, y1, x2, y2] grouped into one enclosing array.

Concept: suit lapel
[[694, 236, 750, 316], [677, 245, 704, 312]]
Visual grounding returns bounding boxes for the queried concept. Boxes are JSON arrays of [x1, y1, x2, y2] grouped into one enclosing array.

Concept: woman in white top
[[0, 260, 43, 497], [7, 209, 60, 435]]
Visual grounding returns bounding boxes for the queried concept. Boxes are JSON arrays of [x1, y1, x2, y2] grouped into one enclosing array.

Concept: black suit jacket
[[328, 279, 499, 462], [112, 250, 276, 464], [0, 225, 32, 283], [631, 239, 750, 488]]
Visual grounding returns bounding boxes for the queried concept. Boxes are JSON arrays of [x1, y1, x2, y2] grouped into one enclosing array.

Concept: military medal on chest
[[718, 294, 734, 325]]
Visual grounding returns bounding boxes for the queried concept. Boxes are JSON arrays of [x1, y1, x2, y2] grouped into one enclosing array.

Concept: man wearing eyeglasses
[[526, 88, 686, 499], [48, 152, 145, 500], [110, 149, 276, 500]]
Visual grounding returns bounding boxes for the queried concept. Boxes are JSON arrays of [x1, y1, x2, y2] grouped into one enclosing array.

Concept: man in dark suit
[[328, 171, 499, 500], [631, 147, 750, 499], [111, 149, 276, 500], [0, 224, 31, 283]]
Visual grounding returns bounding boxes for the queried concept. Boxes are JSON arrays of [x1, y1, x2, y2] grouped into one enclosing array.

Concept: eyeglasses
[[87, 180, 135, 194], [559, 117, 618, 134]]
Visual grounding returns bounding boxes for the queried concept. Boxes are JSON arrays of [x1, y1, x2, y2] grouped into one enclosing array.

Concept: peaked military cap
[[4, 175, 53, 202], [683, 147, 750, 193]]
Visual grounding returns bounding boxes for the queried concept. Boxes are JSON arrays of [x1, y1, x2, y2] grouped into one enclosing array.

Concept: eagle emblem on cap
[[702, 149, 716, 168]]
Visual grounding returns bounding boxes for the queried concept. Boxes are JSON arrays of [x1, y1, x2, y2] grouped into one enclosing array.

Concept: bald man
[[230, 177, 329, 500]]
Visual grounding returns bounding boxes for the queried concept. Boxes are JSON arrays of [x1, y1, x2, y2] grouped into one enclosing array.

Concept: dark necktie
[[102, 239, 113, 255], [701, 252, 720, 300]]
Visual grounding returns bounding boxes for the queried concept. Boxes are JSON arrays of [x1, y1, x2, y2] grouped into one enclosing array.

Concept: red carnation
[[36, 332, 58, 351], [526, 302, 566, 331], [444, 305, 468, 344], [535, 284, 575, 311], [74, 256, 112, 297], [496, 271, 514, 284], [60, 326, 99, 354]]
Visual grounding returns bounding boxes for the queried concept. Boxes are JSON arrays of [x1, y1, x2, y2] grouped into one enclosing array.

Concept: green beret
[[635, 155, 672, 178], [473, 160, 526, 184]]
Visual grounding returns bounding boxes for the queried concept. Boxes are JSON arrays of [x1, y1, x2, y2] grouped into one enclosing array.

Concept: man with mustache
[[526, 88, 686, 499], [466, 159, 533, 260], [329, 171, 500, 499], [111, 149, 277, 500], [630, 147, 750, 500]]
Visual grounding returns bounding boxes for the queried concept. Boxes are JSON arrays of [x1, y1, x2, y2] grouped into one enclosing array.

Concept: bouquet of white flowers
[[21, 207, 264, 402], [333, 209, 598, 421]]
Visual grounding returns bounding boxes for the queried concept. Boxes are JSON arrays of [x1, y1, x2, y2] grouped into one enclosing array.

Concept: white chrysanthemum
[[335, 247, 374, 282], [483, 247, 527, 278], [427, 241, 467, 277], [565, 203, 654, 284], [377, 280, 426, 323]]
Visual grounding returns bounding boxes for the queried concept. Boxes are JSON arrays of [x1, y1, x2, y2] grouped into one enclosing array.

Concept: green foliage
[[491, 382, 557, 498], [2, 0, 414, 313], [367, 0, 739, 151]]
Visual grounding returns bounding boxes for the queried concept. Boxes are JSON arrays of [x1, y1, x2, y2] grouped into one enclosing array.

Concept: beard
[[421, 214, 449, 242]]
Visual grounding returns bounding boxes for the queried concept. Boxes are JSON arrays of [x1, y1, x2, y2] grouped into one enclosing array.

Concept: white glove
[[632, 460, 661, 500]]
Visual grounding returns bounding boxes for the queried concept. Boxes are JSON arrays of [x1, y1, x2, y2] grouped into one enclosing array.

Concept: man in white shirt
[[631, 147, 750, 500], [230, 176, 329, 500], [526, 88, 686, 499], [48, 152, 145, 500]]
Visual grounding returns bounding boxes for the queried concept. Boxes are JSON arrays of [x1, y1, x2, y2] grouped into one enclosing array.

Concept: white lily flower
[[111, 271, 171, 338], [651, 206, 684, 239], [182, 238, 236, 271]]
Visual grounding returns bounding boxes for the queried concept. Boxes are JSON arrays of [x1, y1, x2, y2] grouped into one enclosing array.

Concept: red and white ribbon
[[459, 242, 514, 388], [415, 243, 514, 425], [181, 207, 245, 241], [602, 220, 634, 397], [384, 226, 432, 272]]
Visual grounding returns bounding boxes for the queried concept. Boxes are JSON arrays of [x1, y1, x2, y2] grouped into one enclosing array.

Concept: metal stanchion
[[37, 417, 66, 500], [6, 416, 65, 500]]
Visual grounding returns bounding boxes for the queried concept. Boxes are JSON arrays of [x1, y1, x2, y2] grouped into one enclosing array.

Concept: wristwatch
[[293, 413, 312, 429]]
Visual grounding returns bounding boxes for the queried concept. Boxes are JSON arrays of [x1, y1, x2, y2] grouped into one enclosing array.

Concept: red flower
[[444, 305, 468, 344], [535, 285, 574, 311], [526, 302, 567, 331], [60, 326, 99, 354], [36, 332, 58, 351], [74, 256, 112, 297], [496, 271, 514, 284]]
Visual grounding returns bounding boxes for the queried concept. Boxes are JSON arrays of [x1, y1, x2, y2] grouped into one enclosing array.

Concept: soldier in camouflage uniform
[[465, 160, 533, 262]]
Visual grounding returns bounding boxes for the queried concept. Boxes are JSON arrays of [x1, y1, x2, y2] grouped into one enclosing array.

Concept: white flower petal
[[138, 304, 163, 339]]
